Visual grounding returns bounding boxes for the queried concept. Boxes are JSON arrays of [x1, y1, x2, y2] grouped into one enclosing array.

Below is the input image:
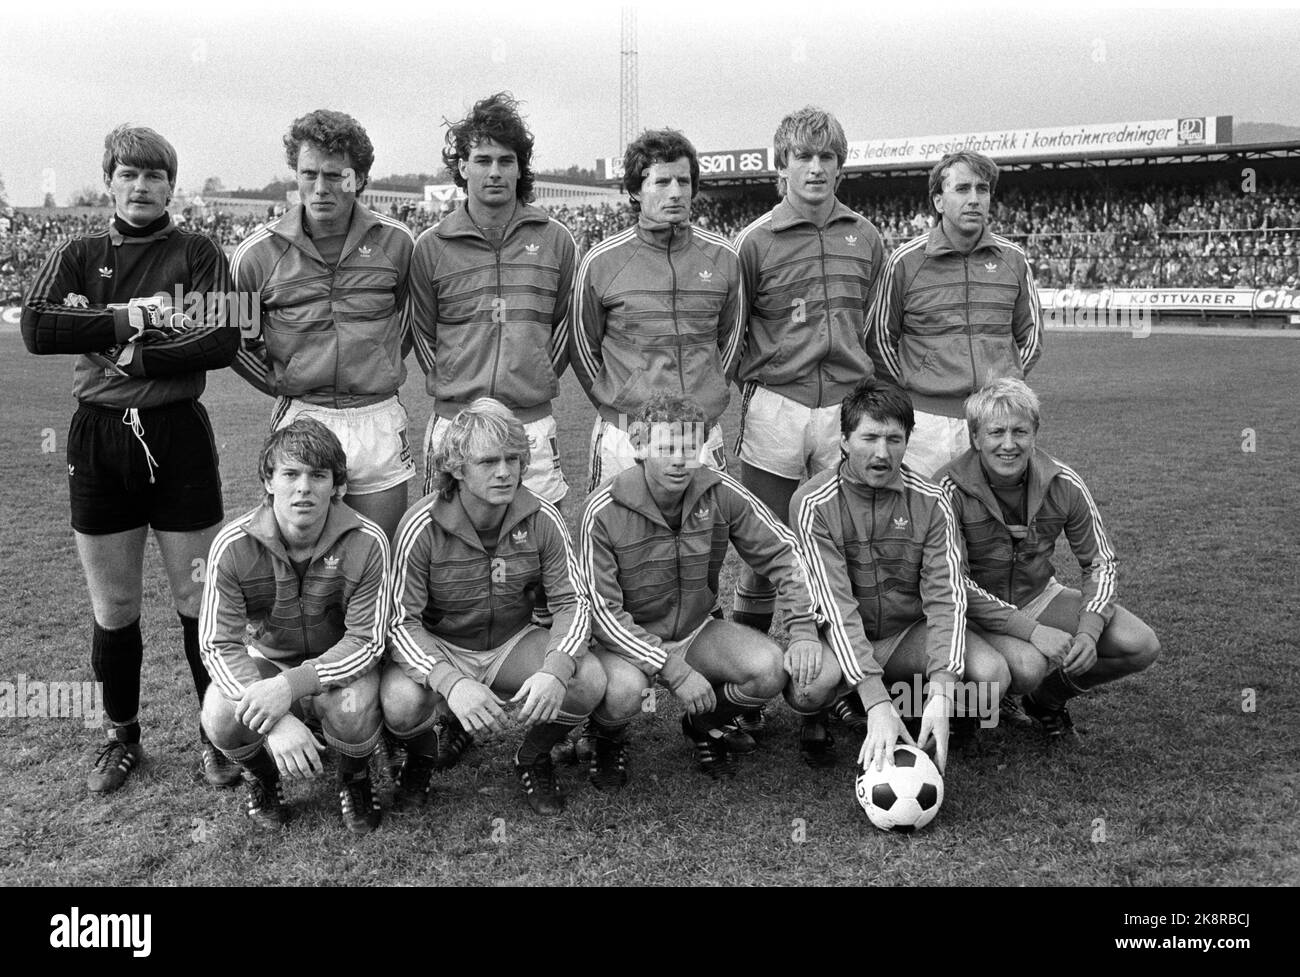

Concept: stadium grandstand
[[4, 114, 1298, 321]]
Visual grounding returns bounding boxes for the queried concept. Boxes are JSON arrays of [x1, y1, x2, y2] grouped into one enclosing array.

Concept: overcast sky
[[2, 0, 1299, 205]]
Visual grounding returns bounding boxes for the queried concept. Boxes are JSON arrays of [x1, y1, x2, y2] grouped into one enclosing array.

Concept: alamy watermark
[[890, 674, 1002, 729], [1043, 295, 1152, 338], [0, 674, 104, 728]]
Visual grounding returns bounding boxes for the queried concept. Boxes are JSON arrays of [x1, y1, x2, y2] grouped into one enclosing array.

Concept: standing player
[[578, 394, 823, 788], [570, 129, 745, 492], [869, 151, 1043, 478], [730, 106, 886, 654], [231, 109, 416, 540], [938, 379, 1160, 739], [382, 399, 601, 816], [200, 419, 388, 833], [409, 92, 576, 509], [788, 378, 1015, 772], [22, 124, 239, 793]]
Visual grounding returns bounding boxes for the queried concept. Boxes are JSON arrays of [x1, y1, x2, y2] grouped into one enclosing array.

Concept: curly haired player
[[232, 109, 416, 541], [409, 92, 577, 509]]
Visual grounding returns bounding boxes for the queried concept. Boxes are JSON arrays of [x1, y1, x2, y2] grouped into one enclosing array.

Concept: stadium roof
[[669, 140, 1300, 188], [598, 117, 1300, 188]]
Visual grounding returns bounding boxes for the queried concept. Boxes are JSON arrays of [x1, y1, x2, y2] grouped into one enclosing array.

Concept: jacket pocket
[[902, 334, 968, 396], [872, 537, 926, 597], [263, 318, 337, 394], [970, 333, 1024, 388], [497, 322, 559, 406]]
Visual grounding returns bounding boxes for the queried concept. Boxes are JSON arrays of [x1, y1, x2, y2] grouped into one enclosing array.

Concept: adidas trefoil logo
[[694, 504, 710, 521], [98, 267, 113, 278], [357, 245, 373, 257], [984, 261, 998, 272], [892, 516, 909, 530], [511, 528, 528, 544], [845, 235, 858, 245], [524, 243, 540, 255], [698, 270, 712, 281], [323, 554, 340, 570]]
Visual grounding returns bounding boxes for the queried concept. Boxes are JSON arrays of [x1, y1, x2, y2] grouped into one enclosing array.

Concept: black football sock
[[399, 727, 439, 758], [106, 720, 142, 745], [92, 618, 143, 729], [731, 610, 773, 634], [516, 719, 579, 765], [178, 613, 210, 703], [338, 749, 373, 779], [240, 745, 280, 784], [1030, 669, 1087, 711], [690, 682, 767, 731], [588, 715, 630, 742]]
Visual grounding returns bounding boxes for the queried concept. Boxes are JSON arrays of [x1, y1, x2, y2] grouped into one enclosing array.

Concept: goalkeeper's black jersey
[[22, 220, 238, 409]]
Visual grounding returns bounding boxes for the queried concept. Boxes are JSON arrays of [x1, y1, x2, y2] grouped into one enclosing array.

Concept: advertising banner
[[843, 116, 1230, 169]]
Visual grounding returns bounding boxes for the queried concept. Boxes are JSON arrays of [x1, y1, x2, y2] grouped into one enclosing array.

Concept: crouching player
[[199, 419, 389, 833], [788, 378, 1015, 773], [938, 379, 1160, 739], [578, 394, 823, 787], [382, 399, 599, 816]]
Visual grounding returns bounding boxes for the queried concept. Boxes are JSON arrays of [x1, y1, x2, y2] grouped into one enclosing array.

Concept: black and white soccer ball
[[855, 744, 944, 833]]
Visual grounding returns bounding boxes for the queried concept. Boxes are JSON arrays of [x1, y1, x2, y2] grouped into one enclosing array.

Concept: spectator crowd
[[4, 179, 1298, 306]]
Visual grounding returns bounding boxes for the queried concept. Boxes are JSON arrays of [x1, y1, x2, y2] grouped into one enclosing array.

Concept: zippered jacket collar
[[924, 223, 1002, 258], [429, 485, 543, 552], [610, 464, 722, 530], [434, 200, 551, 243], [243, 498, 368, 565]]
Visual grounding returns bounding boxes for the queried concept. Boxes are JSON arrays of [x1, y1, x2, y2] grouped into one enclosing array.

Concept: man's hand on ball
[[857, 701, 912, 772], [917, 688, 952, 774]]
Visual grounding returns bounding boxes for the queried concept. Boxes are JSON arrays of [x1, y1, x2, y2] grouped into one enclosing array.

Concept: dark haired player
[[232, 109, 416, 540], [869, 150, 1043, 478], [789, 377, 1014, 773], [570, 128, 745, 493], [200, 418, 389, 833], [22, 124, 239, 793], [409, 92, 577, 510]]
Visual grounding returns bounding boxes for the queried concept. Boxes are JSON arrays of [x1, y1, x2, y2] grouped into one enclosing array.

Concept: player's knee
[[200, 686, 244, 748], [1011, 654, 1051, 695], [93, 595, 143, 631], [1120, 622, 1161, 674], [320, 681, 381, 739], [379, 663, 432, 729], [964, 646, 1011, 694], [595, 667, 645, 724], [564, 656, 608, 714], [738, 643, 786, 699], [170, 579, 204, 618], [784, 676, 834, 713]]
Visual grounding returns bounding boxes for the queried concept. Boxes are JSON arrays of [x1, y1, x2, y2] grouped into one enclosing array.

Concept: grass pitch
[[0, 330, 1296, 886]]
